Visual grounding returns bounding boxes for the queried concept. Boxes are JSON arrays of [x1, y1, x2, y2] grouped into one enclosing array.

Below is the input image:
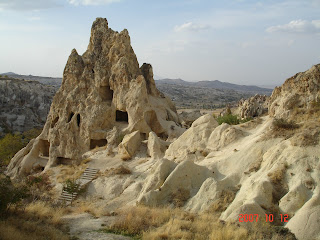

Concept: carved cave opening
[[51, 116, 59, 128], [38, 139, 50, 157], [116, 110, 128, 123], [90, 139, 108, 149], [57, 157, 73, 165], [67, 112, 74, 123], [99, 86, 114, 101], [77, 114, 81, 127]]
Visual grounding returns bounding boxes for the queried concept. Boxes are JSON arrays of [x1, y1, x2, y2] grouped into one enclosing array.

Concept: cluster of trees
[[0, 128, 41, 167]]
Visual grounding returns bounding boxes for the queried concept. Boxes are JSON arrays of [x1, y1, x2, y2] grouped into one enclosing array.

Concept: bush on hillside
[[216, 114, 252, 125], [272, 118, 299, 130], [0, 175, 29, 216], [0, 128, 41, 167]]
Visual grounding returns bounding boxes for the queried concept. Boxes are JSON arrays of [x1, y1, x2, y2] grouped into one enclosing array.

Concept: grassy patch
[[216, 114, 252, 125], [0, 202, 70, 240], [105, 205, 296, 240]]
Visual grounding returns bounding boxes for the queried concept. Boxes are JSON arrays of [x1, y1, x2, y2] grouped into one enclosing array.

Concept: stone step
[[59, 167, 99, 203]]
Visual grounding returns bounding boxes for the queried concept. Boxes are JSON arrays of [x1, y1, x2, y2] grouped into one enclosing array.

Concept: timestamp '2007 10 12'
[[239, 214, 289, 223]]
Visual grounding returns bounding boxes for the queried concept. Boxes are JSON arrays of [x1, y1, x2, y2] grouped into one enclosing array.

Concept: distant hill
[[0, 73, 62, 86], [0, 73, 273, 110], [156, 78, 273, 94]]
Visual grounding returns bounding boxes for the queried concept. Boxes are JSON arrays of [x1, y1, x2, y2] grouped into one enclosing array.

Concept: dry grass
[[267, 163, 289, 225], [168, 188, 190, 207], [105, 205, 296, 240], [102, 165, 132, 177], [207, 190, 236, 213], [267, 163, 288, 185], [57, 164, 87, 183], [81, 158, 92, 164], [0, 201, 70, 240], [71, 200, 110, 217]]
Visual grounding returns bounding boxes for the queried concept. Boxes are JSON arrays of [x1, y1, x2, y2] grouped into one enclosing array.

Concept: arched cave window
[[77, 114, 81, 127], [39, 139, 50, 157], [116, 110, 128, 123], [67, 112, 74, 123], [90, 139, 108, 149]]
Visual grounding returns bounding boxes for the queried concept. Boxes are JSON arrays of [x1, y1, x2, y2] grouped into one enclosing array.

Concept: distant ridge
[[0, 73, 62, 86], [156, 78, 273, 93]]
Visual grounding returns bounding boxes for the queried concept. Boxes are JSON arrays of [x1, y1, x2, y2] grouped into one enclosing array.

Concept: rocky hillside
[[6, 18, 320, 240], [1, 73, 272, 110], [0, 77, 57, 135], [1, 72, 62, 86]]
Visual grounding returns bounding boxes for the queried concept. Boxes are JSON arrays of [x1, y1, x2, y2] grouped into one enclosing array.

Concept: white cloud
[[0, 0, 59, 11], [266, 19, 320, 34], [174, 22, 210, 32], [67, 0, 121, 6]]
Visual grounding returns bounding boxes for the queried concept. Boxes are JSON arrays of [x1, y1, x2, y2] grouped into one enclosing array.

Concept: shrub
[[26, 174, 53, 201], [62, 179, 84, 205], [217, 114, 240, 125], [272, 118, 299, 130], [0, 175, 29, 216], [169, 188, 190, 207]]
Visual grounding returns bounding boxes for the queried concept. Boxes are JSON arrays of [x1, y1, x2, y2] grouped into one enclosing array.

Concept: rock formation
[[0, 78, 56, 135], [268, 64, 320, 119], [7, 18, 183, 178], [238, 94, 268, 119], [178, 110, 203, 128]]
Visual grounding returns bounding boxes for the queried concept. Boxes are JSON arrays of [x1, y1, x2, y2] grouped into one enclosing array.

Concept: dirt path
[[62, 213, 132, 240]]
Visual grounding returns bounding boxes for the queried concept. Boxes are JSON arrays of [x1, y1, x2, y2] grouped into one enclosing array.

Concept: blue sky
[[0, 0, 319, 86]]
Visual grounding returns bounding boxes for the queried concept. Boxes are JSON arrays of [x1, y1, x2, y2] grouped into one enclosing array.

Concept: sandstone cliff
[[7, 18, 183, 177]]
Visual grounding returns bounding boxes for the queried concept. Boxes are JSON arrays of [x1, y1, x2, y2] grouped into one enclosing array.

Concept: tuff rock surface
[[7, 18, 183, 178], [268, 64, 320, 119], [238, 94, 268, 119]]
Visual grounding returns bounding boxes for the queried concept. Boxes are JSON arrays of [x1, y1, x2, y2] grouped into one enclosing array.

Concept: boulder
[[138, 160, 214, 207], [147, 131, 169, 159], [118, 130, 142, 159], [165, 114, 218, 162]]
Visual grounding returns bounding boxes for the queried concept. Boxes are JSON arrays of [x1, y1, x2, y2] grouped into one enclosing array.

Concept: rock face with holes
[[238, 94, 268, 119], [7, 18, 183, 178]]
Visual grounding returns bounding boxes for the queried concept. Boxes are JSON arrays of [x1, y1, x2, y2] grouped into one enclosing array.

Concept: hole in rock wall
[[57, 157, 73, 165], [116, 110, 128, 123], [99, 86, 114, 101], [77, 114, 81, 127], [38, 139, 50, 157], [68, 112, 74, 123], [158, 132, 169, 141], [90, 139, 108, 149], [51, 117, 59, 128]]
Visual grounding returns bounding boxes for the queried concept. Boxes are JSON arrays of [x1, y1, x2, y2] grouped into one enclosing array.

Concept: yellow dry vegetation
[[106, 205, 296, 240], [0, 201, 70, 240]]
